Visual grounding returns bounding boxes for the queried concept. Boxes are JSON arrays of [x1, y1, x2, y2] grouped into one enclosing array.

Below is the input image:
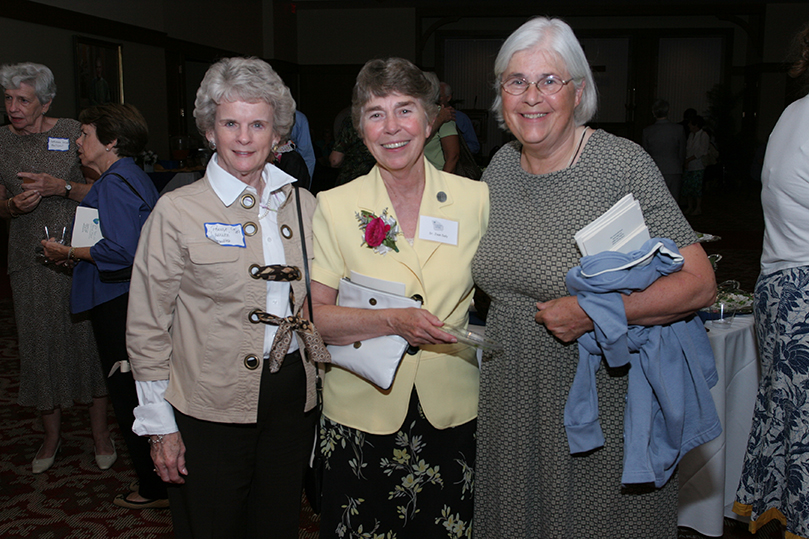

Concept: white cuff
[[132, 379, 178, 436]]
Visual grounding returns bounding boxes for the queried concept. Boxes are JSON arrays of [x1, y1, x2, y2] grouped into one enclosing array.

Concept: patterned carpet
[[0, 297, 320, 538]]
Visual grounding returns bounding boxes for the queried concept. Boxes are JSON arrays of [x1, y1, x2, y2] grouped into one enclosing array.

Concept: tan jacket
[[313, 161, 490, 434], [127, 177, 318, 424]]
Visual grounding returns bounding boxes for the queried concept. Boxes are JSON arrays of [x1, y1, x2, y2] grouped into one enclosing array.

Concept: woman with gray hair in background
[[471, 17, 715, 537], [0, 62, 113, 474], [127, 57, 325, 538]]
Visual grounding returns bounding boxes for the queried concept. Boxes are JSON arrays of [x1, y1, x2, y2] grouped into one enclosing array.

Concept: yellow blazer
[[312, 160, 489, 434]]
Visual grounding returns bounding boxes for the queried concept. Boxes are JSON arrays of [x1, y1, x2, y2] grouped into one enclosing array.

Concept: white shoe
[[95, 440, 117, 470], [32, 440, 61, 474]]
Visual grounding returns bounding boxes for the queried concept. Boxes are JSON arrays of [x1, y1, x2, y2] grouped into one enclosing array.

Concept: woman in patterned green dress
[[471, 18, 717, 538]]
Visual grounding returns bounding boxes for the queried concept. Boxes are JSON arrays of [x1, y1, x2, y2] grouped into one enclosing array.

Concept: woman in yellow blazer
[[311, 57, 489, 538]]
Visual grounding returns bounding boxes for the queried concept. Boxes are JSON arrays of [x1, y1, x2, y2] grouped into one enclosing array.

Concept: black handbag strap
[[108, 172, 153, 210], [294, 185, 322, 405], [294, 186, 313, 324]]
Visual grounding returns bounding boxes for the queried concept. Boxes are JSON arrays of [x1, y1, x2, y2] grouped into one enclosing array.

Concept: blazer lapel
[[355, 168, 424, 285], [413, 163, 453, 268]]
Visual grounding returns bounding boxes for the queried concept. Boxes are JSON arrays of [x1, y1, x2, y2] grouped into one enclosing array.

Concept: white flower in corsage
[[356, 208, 401, 255]]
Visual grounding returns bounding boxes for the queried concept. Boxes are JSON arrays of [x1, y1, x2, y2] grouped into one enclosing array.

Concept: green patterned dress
[[471, 131, 697, 538]]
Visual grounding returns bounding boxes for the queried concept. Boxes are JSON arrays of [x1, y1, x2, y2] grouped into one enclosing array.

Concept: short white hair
[[194, 57, 295, 144], [0, 62, 57, 104], [491, 17, 597, 129]]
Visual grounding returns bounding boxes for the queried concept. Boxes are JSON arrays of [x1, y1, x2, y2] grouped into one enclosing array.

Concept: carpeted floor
[[0, 174, 778, 539], [0, 298, 320, 539]]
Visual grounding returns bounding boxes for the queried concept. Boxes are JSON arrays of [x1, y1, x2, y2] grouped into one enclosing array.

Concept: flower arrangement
[[356, 208, 400, 255]]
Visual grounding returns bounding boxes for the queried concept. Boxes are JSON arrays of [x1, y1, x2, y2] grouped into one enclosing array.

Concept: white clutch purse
[[327, 278, 422, 389]]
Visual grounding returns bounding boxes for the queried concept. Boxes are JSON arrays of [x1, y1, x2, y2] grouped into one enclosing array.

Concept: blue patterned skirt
[[734, 266, 809, 539], [317, 389, 475, 538]]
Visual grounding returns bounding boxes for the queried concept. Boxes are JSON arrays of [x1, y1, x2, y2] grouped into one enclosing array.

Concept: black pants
[[90, 292, 168, 500], [169, 351, 318, 539]]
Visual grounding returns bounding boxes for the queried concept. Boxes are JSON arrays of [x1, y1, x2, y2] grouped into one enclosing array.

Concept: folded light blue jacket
[[564, 238, 721, 487]]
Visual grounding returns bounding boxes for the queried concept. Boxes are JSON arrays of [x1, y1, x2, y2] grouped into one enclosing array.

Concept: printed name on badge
[[48, 137, 70, 151], [418, 215, 458, 245], [204, 223, 246, 247]]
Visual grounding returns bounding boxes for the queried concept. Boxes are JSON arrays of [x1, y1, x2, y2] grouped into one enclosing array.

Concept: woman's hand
[[18, 172, 68, 197], [8, 190, 42, 215], [150, 432, 187, 484], [536, 296, 594, 343], [388, 307, 457, 347], [41, 240, 72, 266], [311, 281, 457, 346]]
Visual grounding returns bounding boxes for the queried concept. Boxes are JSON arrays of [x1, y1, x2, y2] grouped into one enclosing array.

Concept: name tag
[[204, 223, 246, 247], [418, 215, 458, 245], [48, 137, 69, 151]]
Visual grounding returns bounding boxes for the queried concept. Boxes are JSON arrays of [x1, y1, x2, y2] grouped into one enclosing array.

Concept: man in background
[[643, 99, 686, 203]]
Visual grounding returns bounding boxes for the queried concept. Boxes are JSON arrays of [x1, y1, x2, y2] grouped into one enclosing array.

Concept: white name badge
[[48, 137, 69, 151], [204, 223, 246, 247], [418, 215, 458, 245]]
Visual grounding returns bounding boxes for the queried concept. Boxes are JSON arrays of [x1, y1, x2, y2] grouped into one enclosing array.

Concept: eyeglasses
[[500, 75, 576, 96]]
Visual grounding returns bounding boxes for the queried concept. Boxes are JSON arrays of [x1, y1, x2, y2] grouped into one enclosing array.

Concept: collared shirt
[[132, 154, 298, 435]]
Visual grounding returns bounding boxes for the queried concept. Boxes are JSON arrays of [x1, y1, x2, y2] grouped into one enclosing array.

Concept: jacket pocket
[[188, 241, 241, 264]]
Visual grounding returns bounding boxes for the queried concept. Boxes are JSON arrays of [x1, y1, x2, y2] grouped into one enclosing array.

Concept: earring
[[209, 140, 216, 150], [105, 147, 110, 152]]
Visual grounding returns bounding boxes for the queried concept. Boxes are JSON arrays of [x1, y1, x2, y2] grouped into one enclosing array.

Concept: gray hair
[[0, 62, 57, 104], [652, 99, 670, 119], [351, 58, 439, 133], [194, 57, 295, 145], [492, 17, 597, 129]]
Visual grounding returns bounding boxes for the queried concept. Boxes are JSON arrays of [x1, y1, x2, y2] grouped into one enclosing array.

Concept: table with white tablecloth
[[678, 314, 760, 536]]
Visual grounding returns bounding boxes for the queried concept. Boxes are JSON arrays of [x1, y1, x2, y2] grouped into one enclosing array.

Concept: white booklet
[[574, 193, 650, 256], [71, 207, 104, 248]]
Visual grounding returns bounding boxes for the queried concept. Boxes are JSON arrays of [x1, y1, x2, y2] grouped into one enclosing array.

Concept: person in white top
[[682, 114, 709, 215], [734, 23, 809, 538]]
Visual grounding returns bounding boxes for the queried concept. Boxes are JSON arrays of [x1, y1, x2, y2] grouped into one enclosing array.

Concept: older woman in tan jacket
[[126, 57, 326, 539]]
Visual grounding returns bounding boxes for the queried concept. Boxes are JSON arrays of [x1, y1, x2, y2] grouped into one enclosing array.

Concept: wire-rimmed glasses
[[500, 75, 576, 96]]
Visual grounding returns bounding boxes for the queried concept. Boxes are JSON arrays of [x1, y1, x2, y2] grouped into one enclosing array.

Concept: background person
[[642, 98, 686, 203], [127, 57, 322, 538], [311, 57, 489, 537], [423, 72, 460, 174], [0, 61, 113, 474], [470, 17, 715, 538], [734, 21, 809, 539], [683, 114, 709, 215], [439, 80, 481, 154], [42, 103, 166, 508]]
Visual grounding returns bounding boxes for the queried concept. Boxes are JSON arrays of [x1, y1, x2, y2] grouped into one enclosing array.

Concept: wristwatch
[[64, 180, 72, 197]]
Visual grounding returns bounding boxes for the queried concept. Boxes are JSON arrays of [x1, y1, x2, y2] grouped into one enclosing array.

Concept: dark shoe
[[113, 493, 170, 509]]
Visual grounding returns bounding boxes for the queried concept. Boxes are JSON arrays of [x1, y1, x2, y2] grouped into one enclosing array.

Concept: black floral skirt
[[318, 389, 476, 538]]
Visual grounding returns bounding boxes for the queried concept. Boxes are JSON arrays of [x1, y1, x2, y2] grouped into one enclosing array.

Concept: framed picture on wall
[[73, 36, 123, 113]]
